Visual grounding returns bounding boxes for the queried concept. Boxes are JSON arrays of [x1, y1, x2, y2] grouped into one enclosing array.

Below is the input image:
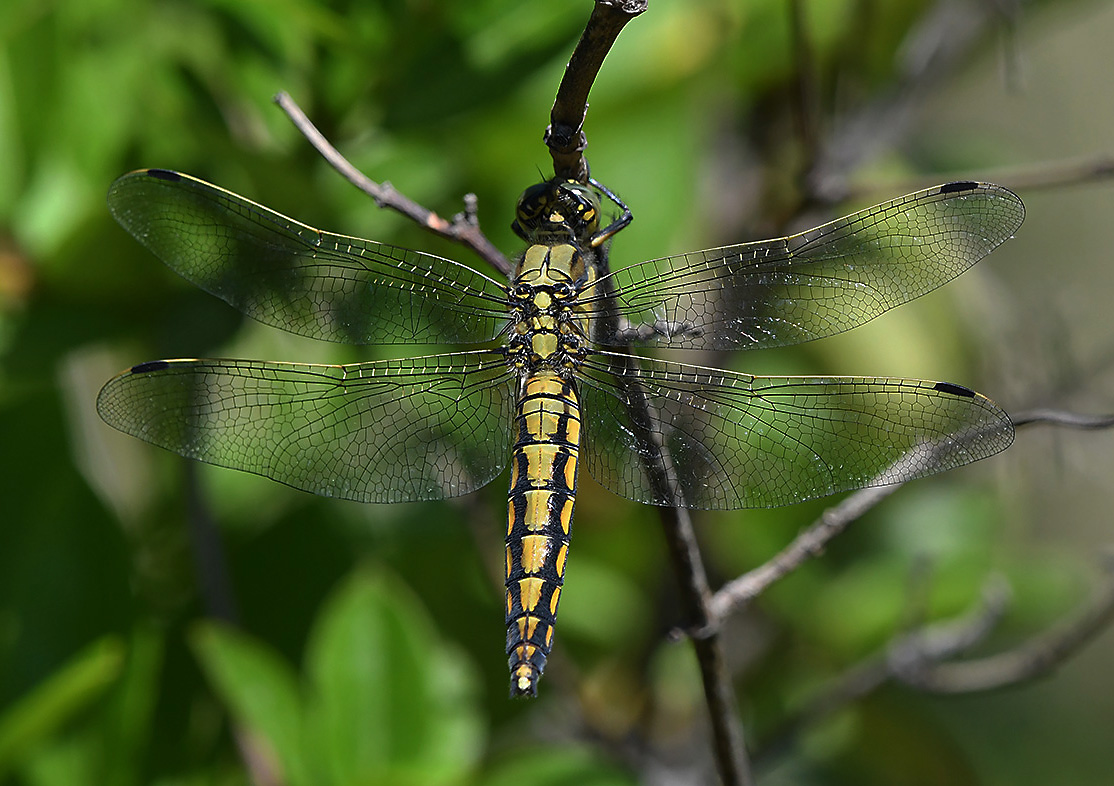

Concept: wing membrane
[[107, 169, 511, 345], [97, 351, 516, 503], [584, 182, 1023, 351], [576, 352, 1014, 509]]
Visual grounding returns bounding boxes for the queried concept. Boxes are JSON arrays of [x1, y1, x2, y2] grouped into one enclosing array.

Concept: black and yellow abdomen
[[505, 371, 580, 697]]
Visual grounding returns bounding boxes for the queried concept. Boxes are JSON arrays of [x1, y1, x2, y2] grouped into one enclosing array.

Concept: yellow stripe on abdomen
[[506, 371, 580, 697]]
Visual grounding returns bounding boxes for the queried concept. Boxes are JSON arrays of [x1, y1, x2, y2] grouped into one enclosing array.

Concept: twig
[[711, 484, 900, 622], [1010, 408, 1114, 430], [711, 406, 1114, 623], [742, 400, 1114, 761], [273, 92, 512, 277], [804, 0, 1012, 203], [545, 1, 647, 181], [184, 464, 239, 625], [787, 0, 820, 181], [754, 575, 1012, 762], [851, 153, 1114, 204], [657, 505, 753, 786], [894, 556, 1114, 693]]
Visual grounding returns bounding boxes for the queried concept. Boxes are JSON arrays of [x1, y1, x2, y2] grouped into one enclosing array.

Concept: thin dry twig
[[802, 0, 1016, 203], [186, 467, 286, 785], [760, 558, 1114, 754], [710, 483, 900, 622], [184, 465, 239, 625], [851, 153, 1114, 204], [754, 575, 1012, 762], [894, 556, 1114, 693], [273, 92, 512, 277], [1010, 408, 1114, 429], [712, 406, 1114, 623]]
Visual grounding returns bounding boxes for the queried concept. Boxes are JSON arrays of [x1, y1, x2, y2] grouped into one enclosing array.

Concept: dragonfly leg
[[611, 318, 704, 345]]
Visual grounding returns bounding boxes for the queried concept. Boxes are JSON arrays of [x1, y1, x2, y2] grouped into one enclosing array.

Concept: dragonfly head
[[512, 179, 601, 245]]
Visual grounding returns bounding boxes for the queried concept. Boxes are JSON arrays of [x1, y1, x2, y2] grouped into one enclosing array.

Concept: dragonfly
[[98, 168, 1023, 697]]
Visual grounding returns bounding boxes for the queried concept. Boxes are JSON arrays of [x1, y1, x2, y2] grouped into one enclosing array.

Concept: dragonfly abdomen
[[505, 371, 580, 697]]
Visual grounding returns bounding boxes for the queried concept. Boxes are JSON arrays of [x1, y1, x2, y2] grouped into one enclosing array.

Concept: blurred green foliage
[[1, 0, 1112, 784]]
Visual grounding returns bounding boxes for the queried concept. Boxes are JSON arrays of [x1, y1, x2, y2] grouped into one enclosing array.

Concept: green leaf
[[189, 622, 309, 786], [304, 567, 483, 786], [0, 637, 125, 776]]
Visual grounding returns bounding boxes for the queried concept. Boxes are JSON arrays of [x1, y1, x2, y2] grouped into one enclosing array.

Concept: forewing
[[576, 352, 1013, 509], [97, 351, 516, 503], [107, 169, 511, 345], [585, 182, 1023, 350]]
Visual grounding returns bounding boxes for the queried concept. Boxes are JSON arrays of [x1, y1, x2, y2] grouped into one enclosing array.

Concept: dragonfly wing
[[107, 169, 511, 345], [576, 352, 1013, 509], [586, 182, 1024, 351], [97, 350, 517, 503]]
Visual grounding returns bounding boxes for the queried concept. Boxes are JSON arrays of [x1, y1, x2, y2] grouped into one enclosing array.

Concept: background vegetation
[[1, 0, 1112, 784]]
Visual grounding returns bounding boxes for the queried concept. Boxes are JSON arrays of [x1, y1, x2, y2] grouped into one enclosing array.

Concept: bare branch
[[708, 430, 987, 623], [852, 153, 1114, 204], [710, 484, 900, 621], [546, 1, 647, 181], [754, 575, 1011, 762], [1011, 408, 1114, 430], [657, 505, 753, 786], [804, 0, 1013, 203], [273, 92, 512, 277], [186, 467, 288, 785], [543, 4, 752, 780], [894, 558, 1114, 694], [712, 402, 1114, 623], [787, 0, 820, 180]]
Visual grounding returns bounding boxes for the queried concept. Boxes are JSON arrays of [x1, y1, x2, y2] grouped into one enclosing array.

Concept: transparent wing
[[583, 182, 1024, 350], [107, 169, 511, 345], [97, 350, 517, 503], [576, 352, 1013, 509]]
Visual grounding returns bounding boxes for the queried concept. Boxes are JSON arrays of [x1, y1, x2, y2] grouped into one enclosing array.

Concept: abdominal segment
[[505, 372, 580, 697]]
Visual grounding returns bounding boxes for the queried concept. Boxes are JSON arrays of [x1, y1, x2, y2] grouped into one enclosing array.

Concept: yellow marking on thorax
[[515, 243, 582, 284], [531, 327, 559, 360]]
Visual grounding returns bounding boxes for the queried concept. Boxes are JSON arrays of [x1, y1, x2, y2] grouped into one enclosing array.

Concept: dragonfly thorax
[[508, 280, 584, 372], [507, 241, 590, 374]]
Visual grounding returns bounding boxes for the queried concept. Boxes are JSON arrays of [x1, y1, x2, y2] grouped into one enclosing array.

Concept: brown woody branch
[[758, 559, 1114, 760], [549, 3, 751, 783], [893, 556, 1114, 694], [545, 1, 646, 181], [273, 92, 512, 278], [711, 407, 1114, 623], [754, 575, 1012, 761]]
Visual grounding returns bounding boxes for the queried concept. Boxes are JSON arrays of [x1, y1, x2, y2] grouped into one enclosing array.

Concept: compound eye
[[515, 182, 550, 220]]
